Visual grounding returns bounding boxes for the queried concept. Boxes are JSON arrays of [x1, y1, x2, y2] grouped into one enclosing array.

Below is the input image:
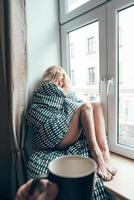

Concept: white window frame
[[60, 0, 134, 159], [107, 0, 134, 159], [59, 0, 107, 24], [61, 5, 108, 127]]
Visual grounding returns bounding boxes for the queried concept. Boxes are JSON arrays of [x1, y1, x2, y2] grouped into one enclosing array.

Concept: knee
[[81, 103, 93, 113], [91, 102, 102, 112]]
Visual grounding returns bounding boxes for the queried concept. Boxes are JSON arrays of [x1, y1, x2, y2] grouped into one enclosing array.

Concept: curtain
[[0, 1, 11, 199], [6, 0, 28, 199]]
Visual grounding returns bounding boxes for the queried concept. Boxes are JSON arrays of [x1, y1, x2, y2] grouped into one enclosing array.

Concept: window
[[107, 0, 134, 159], [67, 0, 90, 12], [87, 36, 96, 54], [60, 0, 134, 159], [61, 6, 106, 103], [118, 6, 134, 149], [71, 70, 76, 85], [88, 67, 96, 84], [61, 18, 102, 102], [59, 0, 107, 24]]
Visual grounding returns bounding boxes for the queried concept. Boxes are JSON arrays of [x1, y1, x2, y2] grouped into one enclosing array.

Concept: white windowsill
[[104, 153, 134, 200]]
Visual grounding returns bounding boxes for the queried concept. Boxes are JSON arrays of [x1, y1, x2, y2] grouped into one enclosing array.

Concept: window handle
[[106, 78, 113, 95], [99, 78, 106, 95]]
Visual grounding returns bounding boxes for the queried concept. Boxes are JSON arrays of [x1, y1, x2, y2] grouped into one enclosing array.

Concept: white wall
[[26, 0, 61, 93]]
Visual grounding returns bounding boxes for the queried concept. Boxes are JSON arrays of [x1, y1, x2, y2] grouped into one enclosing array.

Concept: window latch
[[106, 77, 113, 95]]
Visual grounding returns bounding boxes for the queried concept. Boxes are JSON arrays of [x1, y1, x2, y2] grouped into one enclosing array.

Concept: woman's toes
[[97, 170, 113, 181], [105, 172, 113, 181], [106, 165, 117, 176]]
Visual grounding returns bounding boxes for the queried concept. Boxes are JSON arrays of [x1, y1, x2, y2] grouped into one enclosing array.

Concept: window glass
[[68, 21, 99, 102], [87, 36, 96, 54], [88, 67, 96, 84], [118, 5, 134, 148], [67, 0, 90, 12]]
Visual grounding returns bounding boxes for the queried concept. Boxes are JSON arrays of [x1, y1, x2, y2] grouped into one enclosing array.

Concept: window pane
[[118, 6, 134, 148], [67, 0, 90, 12], [69, 21, 99, 102]]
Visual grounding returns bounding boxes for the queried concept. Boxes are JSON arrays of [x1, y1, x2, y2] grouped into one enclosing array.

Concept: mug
[[48, 155, 97, 200]]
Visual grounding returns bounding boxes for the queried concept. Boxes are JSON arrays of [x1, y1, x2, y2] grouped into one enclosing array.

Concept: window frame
[[59, 0, 107, 24], [61, 5, 107, 127], [60, 0, 134, 159], [107, 0, 134, 159], [87, 36, 96, 54]]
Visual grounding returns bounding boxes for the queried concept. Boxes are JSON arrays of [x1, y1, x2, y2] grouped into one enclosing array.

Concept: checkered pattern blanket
[[26, 83, 108, 200]]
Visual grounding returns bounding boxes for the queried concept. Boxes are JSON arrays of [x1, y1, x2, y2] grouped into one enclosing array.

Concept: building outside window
[[118, 5, 134, 149], [67, 21, 99, 102], [71, 70, 75, 85], [87, 36, 96, 54], [87, 67, 96, 84]]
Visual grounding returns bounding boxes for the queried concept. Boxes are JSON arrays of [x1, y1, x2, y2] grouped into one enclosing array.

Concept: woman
[[26, 66, 116, 199]]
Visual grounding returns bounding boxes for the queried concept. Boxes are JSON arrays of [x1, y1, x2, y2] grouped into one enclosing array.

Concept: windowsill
[[104, 153, 134, 200]]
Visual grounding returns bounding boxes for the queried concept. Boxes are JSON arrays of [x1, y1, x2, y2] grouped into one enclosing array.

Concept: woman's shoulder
[[33, 82, 65, 97]]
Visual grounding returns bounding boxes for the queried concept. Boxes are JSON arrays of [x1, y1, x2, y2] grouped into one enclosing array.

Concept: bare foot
[[90, 149, 113, 181], [102, 149, 117, 176]]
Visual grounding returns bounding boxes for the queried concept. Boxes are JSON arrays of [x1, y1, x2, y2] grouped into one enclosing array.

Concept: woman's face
[[52, 74, 64, 88]]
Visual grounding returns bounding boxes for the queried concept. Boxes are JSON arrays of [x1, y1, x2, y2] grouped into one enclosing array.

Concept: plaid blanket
[[26, 83, 80, 149], [26, 83, 108, 200]]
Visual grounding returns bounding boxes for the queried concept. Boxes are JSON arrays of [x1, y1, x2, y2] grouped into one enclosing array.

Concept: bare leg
[[91, 103, 116, 176], [58, 103, 112, 181], [79, 103, 113, 181], [57, 106, 82, 149]]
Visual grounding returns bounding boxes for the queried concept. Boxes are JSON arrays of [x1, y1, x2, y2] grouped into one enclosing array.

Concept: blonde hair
[[42, 66, 71, 94]]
